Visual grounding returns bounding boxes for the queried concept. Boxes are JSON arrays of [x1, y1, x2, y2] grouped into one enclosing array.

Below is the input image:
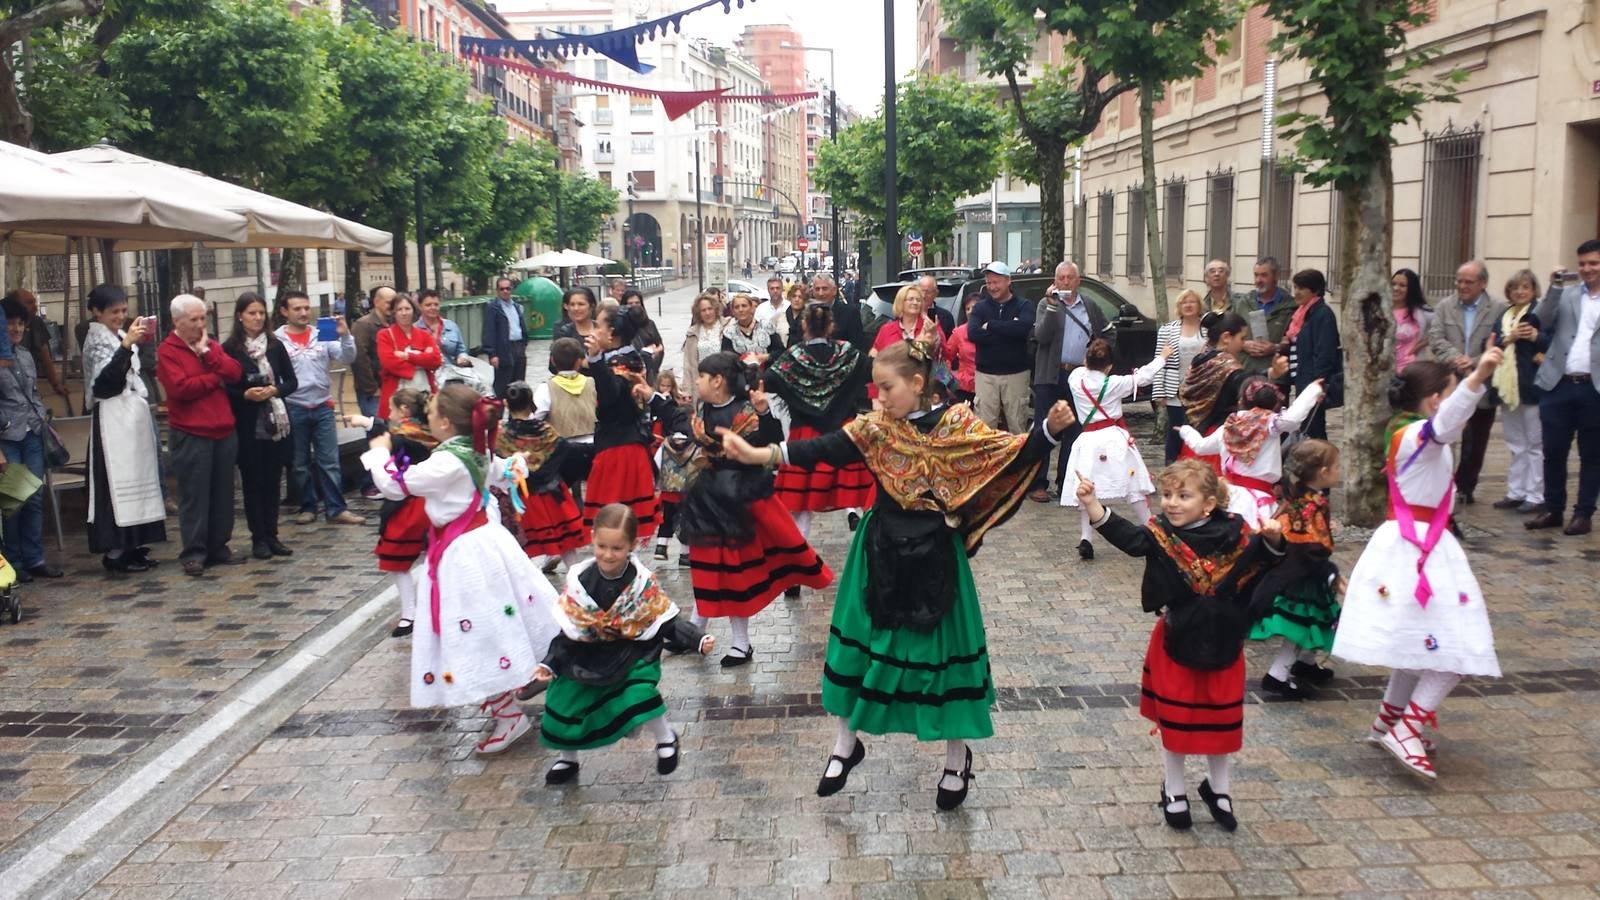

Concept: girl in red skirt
[[368, 387, 439, 638], [657, 352, 833, 667], [500, 382, 588, 569], [1078, 459, 1284, 832], [581, 304, 660, 542], [650, 371, 696, 566], [763, 302, 875, 551]]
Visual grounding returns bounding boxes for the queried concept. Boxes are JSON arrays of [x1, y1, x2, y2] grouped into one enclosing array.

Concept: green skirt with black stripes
[[821, 511, 995, 741], [539, 658, 667, 751]]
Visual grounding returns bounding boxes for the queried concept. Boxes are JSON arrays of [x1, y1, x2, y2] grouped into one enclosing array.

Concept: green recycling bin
[[514, 276, 563, 339]]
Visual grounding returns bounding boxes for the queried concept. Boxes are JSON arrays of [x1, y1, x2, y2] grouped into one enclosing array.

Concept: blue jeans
[[2, 433, 45, 568], [289, 404, 347, 518], [356, 392, 379, 418]]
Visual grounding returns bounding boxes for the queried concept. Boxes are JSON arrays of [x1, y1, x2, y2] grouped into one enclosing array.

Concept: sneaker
[[294, 511, 317, 525], [329, 511, 367, 526]]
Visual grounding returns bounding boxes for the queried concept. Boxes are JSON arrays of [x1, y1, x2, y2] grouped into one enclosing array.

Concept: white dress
[[1177, 383, 1324, 528], [1332, 382, 1500, 677], [1060, 357, 1165, 506], [362, 443, 561, 707]]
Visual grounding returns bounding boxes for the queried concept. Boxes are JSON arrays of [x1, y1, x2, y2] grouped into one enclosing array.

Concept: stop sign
[[797, 238, 810, 251], [909, 238, 924, 256]]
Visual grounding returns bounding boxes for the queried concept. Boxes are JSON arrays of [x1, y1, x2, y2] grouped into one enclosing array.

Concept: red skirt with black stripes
[[689, 494, 833, 618], [375, 497, 430, 573], [774, 423, 877, 512], [520, 487, 589, 558], [1139, 617, 1245, 754], [582, 443, 660, 540]]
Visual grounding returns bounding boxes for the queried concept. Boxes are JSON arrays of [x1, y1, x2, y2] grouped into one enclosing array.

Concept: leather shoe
[[252, 541, 273, 560], [267, 539, 294, 557], [26, 564, 63, 578], [15, 568, 32, 584], [1491, 496, 1523, 510], [1525, 511, 1564, 530], [1027, 488, 1052, 503], [1565, 515, 1593, 536]]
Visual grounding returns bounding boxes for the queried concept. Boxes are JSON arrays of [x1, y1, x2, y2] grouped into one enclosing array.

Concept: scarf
[[844, 404, 1038, 551], [1179, 350, 1241, 426], [1222, 407, 1278, 466], [245, 334, 291, 441], [1278, 491, 1333, 552], [497, 416, 561, 472], [1148, 516, 1252, 597], [1384, 412, 1429, 473], [555, 558, 676, 642], [551, 371, 588, 396], [1491, 305, 1530, 410], [1284, 295, 1321, 343], [765, 340, 867, 421]]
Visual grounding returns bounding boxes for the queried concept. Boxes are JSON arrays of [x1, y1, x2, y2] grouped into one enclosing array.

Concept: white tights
[[393, 571, 415, 621], [556, 715, 676, 767], [1381, 669, 1461, 713], [1162, 750, 1232, 812], [792, 511, 812, 540], [824, 717, 967, 790], [691, 615, 752, 653]]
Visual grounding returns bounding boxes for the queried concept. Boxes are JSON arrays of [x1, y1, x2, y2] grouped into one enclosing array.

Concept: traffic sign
[[797, 238, 810, 251], [908, 238, 924, 256], [804, 223, 820, 239]]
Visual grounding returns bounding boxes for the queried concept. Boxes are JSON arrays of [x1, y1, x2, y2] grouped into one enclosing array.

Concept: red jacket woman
[[377, 293, 443, 413]]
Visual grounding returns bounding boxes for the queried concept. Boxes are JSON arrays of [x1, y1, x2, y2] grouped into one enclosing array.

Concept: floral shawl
[[1277, 491, 1333, 552], [553, 557, 677, 642], [763, 339, 870, 426], [1149, 516, 1252, 597], [1179, 349, 1241, 427], [1221, 408, 1277, 466]]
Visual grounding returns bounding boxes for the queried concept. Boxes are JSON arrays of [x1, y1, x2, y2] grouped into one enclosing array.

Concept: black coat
[[1288, 300, 1343, 408], [224, 339, 298, 441], [1490, 308, 1543, 407]]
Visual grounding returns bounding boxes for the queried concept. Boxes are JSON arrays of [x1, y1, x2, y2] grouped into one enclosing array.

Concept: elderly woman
[[1281, 269, 1343, 441], [376, 293, 442, 414], [1153, 289, 1210, 463], [679, 292, 727, 383], [83, 285, 166, 572], [418, 288, 470, 366], [869, 284, 945, 399]]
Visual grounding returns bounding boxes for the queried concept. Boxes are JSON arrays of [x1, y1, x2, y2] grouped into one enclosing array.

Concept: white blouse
[[362, 442, 512, 527], [1390, 380, 1484, 512], [1179, 382, 1324, 483], [1066, 355, 1165, 425]]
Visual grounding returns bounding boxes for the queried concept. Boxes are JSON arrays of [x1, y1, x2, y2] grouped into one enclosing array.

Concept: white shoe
[[475, 693, 531, 755]]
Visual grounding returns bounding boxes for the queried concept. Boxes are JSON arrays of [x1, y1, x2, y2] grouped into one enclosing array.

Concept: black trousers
[[1540, 379, 1600, 517], [1454, 404, 1498, 497], [492, 342, 527, 399], [1030, 373, 1080, 492], [171, 430, 238, 563], [237, 429, 288, 544]]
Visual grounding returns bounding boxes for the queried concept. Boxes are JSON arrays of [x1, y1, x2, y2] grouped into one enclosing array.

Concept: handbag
[[43, 424, 70, 468], [863, 508, 958, 633]]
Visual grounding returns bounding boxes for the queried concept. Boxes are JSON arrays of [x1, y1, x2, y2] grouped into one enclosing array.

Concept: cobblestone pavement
[[5, 283, 1599, 898]]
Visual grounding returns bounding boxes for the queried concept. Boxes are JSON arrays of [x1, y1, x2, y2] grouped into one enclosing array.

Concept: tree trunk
[[273, 248, 303, 305], [1139, 80, 1168, 321], [344, 249, 363, 312], [1338, 156, 1396, 527], [432, 248, 444, 296], [1037, 145, 1067, 274], [391, 217, 409, 291]]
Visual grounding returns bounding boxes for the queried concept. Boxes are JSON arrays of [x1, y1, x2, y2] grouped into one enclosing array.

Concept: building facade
[[739, 24, 809, 256]]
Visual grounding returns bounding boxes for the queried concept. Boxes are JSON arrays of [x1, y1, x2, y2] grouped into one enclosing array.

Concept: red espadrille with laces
[[1378, 702, 1438, 781], [474, 691, 530, 755], [1367, 700, 1435, 751]]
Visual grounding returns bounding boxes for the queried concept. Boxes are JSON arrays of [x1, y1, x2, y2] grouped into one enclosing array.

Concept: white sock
[[1410, 671, 1461, 712], [555, 750, 578, 766], [1162, 750, 1188, 810], [561, 549, 580, 567], [1296, 648, 1320, 666], [792, 511, 812, 539], [1079, 508, 1094, 543], [1205, 755, 1233, 811], [1267, 642, 1297, 682], [645, 715, 676, 755], [729, 616, 750, 652], [939, 739, 969, 791], [1130, 496, 1152, 524], [825, 717, 857, 777], [655, 536, 668, 548], [394, 571, 416, 620]]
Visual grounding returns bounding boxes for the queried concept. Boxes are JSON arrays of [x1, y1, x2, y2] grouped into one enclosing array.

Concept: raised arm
[[1274, 381, 1325, 434]]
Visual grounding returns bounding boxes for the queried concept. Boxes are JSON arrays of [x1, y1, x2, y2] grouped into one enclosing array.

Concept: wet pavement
[[3, 281, 1599, 899]]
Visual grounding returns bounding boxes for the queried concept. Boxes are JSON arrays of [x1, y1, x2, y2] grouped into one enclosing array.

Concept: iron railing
[[1205, 168, 1234, 265], [1164, 178, 1186, 280], [1257, 158, 1295, 267], [1420, 121, 1482, 297], [1127, 186, 1146, 280], [1096, 190, 1115, 276]]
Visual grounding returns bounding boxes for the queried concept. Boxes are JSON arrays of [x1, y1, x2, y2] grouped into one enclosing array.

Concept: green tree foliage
[[540, 170, 619, 253], [813, 75, 1002, 257], [1264, 0, 1463, 524], [452, 139, 559, 289]]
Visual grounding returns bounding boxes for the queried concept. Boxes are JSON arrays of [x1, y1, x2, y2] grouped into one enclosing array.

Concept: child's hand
[[717, 427, 761, 464], [749, 386, 770, 415], [1335, 576, 1349, 596], [1258, 516, 1284, 546], [698, 634, 716, 656], [531, 664, 554, 682], [1074, 471, 1097, 504]]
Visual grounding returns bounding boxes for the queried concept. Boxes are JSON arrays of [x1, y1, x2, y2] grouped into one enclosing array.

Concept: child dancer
[[535, 337, 598, 511], [1178, 378, 1325, 528], [368, 388, 438, 638], [1059, 339, 1172, 559], [719, 340, 1078, 810], [651, 371, 696, 566], [1080, 460, 1285, 831], [362, 384, 560, 755], [660, 352, 833, 667], [501, 382, 587, 570], [1247, 439, 1344, 699], [763, 302, 875, 547], [1333, 348, 1505, 781], [533, 503, 715, 785], [582, 305, 660, 541]]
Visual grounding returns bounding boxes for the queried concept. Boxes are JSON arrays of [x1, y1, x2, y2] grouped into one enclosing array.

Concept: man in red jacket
[[157, 294, 244, 575]]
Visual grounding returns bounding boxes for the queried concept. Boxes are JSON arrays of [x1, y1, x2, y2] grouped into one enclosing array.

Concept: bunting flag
[[466, 52, 817, 120], [459, 0, 760, 74]]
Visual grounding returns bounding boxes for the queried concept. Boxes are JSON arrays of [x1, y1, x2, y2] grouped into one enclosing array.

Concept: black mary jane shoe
[[1289, 660, 1335, 685], [545, 760, 580, 785], [1161, 788, 1193, 830], [656, 733, 680, 775], [1197, 778, 1238, 831], [390, 618, 414, 638], [132, 546, 159, 568], [1259, 673, 1308, 700], [719, 645, 753, 669], [847, 511, 861, 532], [816, 739, 866, 797], [936, 747, 974, 811], [1078, 539, 1094, 561], [102, 553, 151, 573], [784, 586, 802, 599]]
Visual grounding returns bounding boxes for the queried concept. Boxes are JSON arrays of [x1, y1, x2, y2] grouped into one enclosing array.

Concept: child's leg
[[561, 549, 581, 568], [939, 739, 969, 792], [1162, 750, 1188, 809], [1205, 754, 1232, 801], [1409, 670, 1461, 713], [644, 712, 676, 755], [824, 716, 857, 777], [658, 501, 678, 543], [1266, 641, 1298, 683], [792, 510, 812, 540], [729, 616, 751, 653], [393, 571, 415, 622], [1371, 669, 1422, 737], [1078, 508, 1094, 543]]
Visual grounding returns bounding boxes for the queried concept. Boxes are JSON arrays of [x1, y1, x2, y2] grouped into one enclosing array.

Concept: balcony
[[593, 108, 613, 125], [595, 148, 615, 163]]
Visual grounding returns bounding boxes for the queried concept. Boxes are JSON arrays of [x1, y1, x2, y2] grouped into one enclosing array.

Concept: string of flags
[[459, 0, 760, 74]]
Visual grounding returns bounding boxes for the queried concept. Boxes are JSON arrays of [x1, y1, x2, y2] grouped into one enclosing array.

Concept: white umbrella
[[0, 140, 249, 254], [512, 248, 614, 269], [53, 144, 391, 254]]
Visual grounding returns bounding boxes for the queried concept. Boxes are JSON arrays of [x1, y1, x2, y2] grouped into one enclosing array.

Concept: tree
[[813, 75, 1003, 258], [1032, 0, 1239, 319], [535, 170, 620, 253], [1264, 0, 1462, 525], [452, 139, 559, 290]]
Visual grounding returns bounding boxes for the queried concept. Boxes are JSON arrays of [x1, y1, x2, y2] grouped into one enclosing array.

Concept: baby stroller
[[437, 357, 495, 397]]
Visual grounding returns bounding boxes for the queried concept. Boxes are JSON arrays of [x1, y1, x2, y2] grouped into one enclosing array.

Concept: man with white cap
[[966, 261, 1036, 432]]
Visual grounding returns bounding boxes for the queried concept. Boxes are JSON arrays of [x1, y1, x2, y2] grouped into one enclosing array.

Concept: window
[[598, 171, 612, 187], [1164, 179, 1186, 280], [1205, 169, 1234, 265], [630, 137, 654, 156], [1327, 189, 1344, 295], [1127, 186, 1145, 280], [630, 95, 653, 115], [631, 170, 656, 192], [1072, 197, 1088, 265], [1420, 122, 1482, 296], [231, 248, 251, 277], [198, 249, 217, 279], [1258, 158, 1295, 266], [593, 95, 612, 125], [593, 60, 608, 80], [1096, 190, 1115, 275], [316, 249, 328, 281]]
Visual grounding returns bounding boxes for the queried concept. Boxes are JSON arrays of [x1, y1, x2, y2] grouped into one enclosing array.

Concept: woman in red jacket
[[377, 294, 443, 412]]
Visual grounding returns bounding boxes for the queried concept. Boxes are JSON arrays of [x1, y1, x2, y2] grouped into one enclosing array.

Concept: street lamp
[[783, 42, 842, 286]]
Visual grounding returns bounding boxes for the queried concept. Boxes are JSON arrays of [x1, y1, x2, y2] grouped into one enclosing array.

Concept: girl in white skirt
[[1332, 345, 1505, 781], [1177, 378, 1325, 529], [1060, 339, 1172, 559], [362, 383, 562, 756]]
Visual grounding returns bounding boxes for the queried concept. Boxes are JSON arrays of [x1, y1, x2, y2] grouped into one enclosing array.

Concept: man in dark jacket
[[482, 277, 526, 398], [812, 273, 865, 351], [967, 261, 1035, 432], [1028, 262, 1113, 500]]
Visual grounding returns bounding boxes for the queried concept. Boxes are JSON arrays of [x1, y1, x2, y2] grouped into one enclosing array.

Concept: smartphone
[[137, 316, 158, 342]]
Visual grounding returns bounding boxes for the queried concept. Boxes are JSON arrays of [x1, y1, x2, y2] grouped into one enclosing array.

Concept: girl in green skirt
[[532, 504, 715, 785], [719, 339, 1078, 810]]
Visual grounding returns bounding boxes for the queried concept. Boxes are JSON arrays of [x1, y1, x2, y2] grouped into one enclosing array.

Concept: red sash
[[425, 496, 490, 634], [1082, 418, 1127, 434]]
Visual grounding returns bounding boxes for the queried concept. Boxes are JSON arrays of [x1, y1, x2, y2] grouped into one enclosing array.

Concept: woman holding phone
[[377, 293, 443, 413], [82, 284, 167, 572]]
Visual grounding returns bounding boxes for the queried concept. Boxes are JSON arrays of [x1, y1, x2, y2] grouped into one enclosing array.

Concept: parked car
[[778, 256, 799, 274], [725, 278, 762, 297]]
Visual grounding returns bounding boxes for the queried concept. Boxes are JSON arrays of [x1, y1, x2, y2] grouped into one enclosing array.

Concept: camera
[[243, 372, 272, 388]]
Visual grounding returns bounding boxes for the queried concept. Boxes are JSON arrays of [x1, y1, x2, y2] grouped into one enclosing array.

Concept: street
[[2, 285, 1600, 899]]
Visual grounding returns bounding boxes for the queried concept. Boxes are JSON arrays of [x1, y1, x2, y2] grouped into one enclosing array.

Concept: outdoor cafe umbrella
[[511, 248, 614, 269]]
